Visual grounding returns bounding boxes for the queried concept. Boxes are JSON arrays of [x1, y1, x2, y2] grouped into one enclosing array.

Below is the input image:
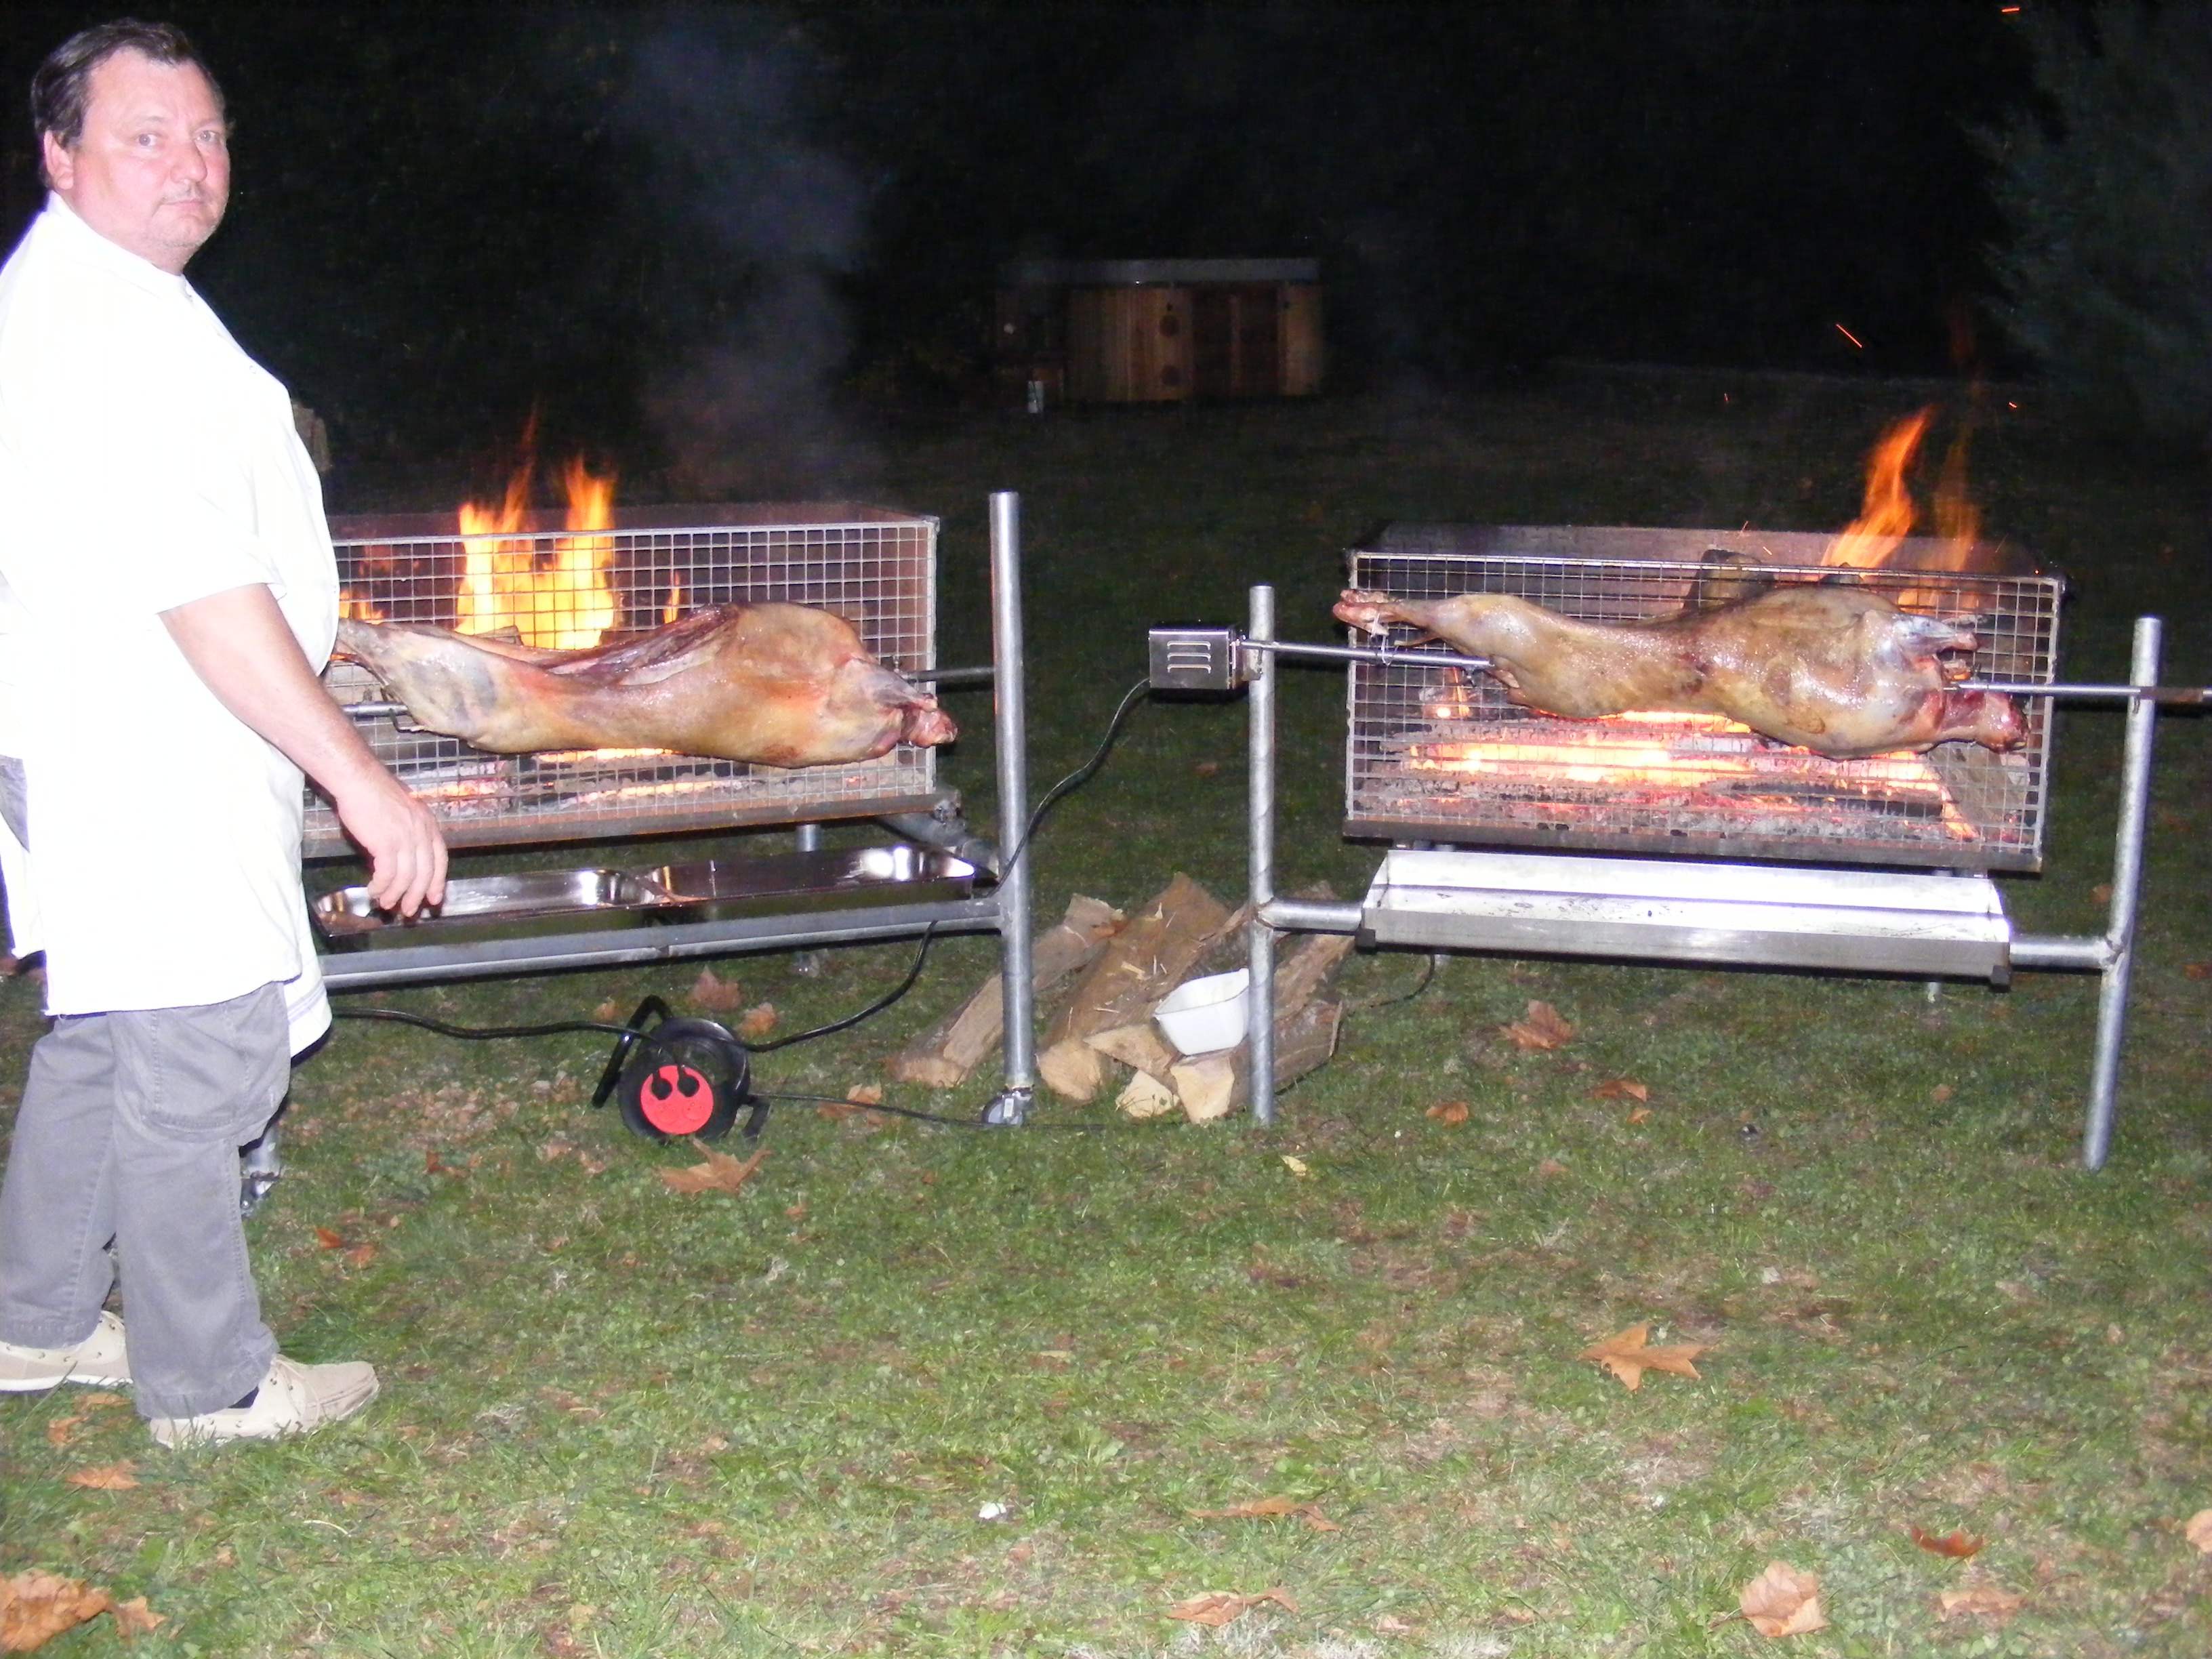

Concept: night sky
[[0, 3, 2035, 476]]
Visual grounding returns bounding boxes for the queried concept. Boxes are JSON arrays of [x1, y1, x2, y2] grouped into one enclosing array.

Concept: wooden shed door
[[1193, 284, 1284, 398], [1066, 285, 1193, 402]]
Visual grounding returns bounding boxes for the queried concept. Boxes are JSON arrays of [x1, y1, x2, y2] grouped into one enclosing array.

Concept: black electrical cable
[[993, 674, 1151, 877], [746, 924, 937, 1050], [331, 922, 940, 1055], [1345, 951, 1443, 1013], [333, 1007, 635, 1040], [749, 1091, 1150, 1132]]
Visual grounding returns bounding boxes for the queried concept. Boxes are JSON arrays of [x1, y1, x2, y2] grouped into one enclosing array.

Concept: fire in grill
[[312, 503, 941, 856], [1343, 525, 2060, 871]]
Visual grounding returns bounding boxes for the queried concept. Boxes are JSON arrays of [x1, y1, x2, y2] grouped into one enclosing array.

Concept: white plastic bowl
[[1153, 968, 1251, 1057]]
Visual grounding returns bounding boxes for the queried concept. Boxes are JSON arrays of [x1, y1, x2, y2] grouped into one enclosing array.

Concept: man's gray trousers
[[0, 984, 286, 1418]]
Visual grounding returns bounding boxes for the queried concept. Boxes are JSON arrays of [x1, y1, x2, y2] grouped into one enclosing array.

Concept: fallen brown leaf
[[313, 1227, 346, 1250], [2184, 1509, 2212, 1553], [2185, 962, 2212, 981], [1426, 1100, 1469, 1125], [344, 1243, 380, 1269], [1501, 1000, 1575, 1050], [110, 1597, 164, 1637], [1, 1570, 115, 1652], [1739, 1561, 1826, 1637], [593, 998, 626, 1021], [738, 1002, 779, 1039], [77, 1393, 125, 1409], [1589, 1078, 1649, 1102], [1936, 1584, 2023, 1622], [1164, 1587, 1298, 1627], [1626, 1106, 1652, 1125], [1536, 1157, 1569, 1176], [656, 1143, 768, 1196], [1909, 1525, 1986, 1559], [64, 1462, 138, 1491], [1578, 1324, 1709, 1392], [1188, 1495, 1340, 1532], [690, 968, 744, 1011], [817, 1084, 884, 1122], [43, 1416, 86, 1450]]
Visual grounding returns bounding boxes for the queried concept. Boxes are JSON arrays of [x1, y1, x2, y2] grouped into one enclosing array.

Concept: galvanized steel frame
[[1242, 580, 2164, 1170]]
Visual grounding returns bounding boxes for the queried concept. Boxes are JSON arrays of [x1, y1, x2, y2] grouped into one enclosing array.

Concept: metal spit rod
[[1237, 636, 2203, 705], [338, 663, 995, 721]]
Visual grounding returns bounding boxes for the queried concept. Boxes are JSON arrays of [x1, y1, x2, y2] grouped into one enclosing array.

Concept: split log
[[1120, 928, 1356, 1122], [1038, 874, 1232, 1101], [1166, 993, 1345, 1122], [1086, 1019, 1179, 1082], [1115, 1069, 1179, 1120], [890, 895, 1124, 1088]]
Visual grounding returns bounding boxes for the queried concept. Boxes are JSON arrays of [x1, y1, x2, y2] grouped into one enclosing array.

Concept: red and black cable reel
[[591, 996, 768, 1143]]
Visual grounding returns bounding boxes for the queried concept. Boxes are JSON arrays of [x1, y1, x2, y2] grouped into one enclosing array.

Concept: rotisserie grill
[[313, 504, 943, 853], [1343, 525, 2060, 872]]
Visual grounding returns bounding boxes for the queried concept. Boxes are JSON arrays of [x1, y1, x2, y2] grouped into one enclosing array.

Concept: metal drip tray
[[314, 869, 668, 948], [641, 845, 977, 922], [1360, 847, 2013, 980]]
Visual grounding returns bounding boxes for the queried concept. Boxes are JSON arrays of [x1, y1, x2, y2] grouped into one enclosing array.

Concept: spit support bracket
[[1146, 623, 1493, 693]]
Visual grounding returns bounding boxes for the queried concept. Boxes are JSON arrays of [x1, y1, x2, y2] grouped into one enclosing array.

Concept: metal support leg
[[984, 491, 1035, 1126], [790, 822, 828, 977], [2082, 617, 2160, 1168], [1248, 585, 1278, 1125], [240, 1118, 283, 1217]]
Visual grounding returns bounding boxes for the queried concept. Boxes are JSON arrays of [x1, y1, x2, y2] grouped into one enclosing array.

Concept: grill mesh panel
[[308, 508, 939, 857], [1345, 530, 2060, 872]]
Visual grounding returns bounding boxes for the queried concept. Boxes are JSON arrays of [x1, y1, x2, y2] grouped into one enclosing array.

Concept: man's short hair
[[30, 18, 222, 163]]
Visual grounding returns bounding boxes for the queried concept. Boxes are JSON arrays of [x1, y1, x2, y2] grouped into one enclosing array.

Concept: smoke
[[613, 7, 876, 498]]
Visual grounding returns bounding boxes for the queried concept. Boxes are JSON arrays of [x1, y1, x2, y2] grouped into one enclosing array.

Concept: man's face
[[41, 49, 228, 274]]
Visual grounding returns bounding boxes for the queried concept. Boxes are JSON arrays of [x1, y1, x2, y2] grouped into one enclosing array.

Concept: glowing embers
[[1382, 674, 1980, 845], [457, 453, 621, 649]]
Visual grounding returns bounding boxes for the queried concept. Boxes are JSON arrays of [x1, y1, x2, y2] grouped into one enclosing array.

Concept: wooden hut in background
[[996, 259, 1323, 406]]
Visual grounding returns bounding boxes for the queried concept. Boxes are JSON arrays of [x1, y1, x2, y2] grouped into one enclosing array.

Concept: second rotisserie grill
[[1343, 525, 2061, 871]]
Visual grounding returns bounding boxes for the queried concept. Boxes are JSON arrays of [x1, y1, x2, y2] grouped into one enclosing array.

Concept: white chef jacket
[[0, 197, 335, 1052]]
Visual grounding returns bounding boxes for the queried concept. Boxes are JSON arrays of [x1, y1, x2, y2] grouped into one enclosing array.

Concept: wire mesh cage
[[1344, 526, 2062, 872], [309, 504, 941, 857]]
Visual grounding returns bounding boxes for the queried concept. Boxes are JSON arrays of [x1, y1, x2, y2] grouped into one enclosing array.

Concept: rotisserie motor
[[335, 602, 956, 768], [1334, 581, 2021, 760]]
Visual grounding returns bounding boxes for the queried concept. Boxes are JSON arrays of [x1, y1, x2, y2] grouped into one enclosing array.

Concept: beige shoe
[[0, 1309, 130, 1391], [149, 1354, 378, 1448]]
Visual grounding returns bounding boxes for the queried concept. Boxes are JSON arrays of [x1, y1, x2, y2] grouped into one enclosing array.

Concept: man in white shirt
[[0, 20, 446, 1446]]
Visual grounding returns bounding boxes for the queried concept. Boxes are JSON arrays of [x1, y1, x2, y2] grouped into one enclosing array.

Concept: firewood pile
[[890, 875, 1353, 1120]]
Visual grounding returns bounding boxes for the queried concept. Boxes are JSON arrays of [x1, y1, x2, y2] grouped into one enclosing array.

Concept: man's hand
[[160, 583, 447, 916]]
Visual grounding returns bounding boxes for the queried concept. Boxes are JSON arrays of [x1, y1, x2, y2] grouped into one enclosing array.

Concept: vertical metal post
[[984, 492, 1036, 1124], [794, 822, 821, 853], [2082, 615, 2160, 1169], [1247, 585, 1278, 1125]]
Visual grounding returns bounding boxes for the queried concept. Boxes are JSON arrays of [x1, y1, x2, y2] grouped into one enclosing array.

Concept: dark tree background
[[0, 2, 2034, 478]]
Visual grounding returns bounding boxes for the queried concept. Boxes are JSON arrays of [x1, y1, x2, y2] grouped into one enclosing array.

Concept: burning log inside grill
[[1334, 582, 2022, 760], [335, 602, 956, 769]]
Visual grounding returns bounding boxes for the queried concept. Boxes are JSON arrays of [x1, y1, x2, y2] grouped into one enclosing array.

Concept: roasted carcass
[[335, 602, 956, 766], [1334, 582, 2021, 759]]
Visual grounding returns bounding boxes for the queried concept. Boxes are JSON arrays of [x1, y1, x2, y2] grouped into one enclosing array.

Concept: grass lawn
[[4, 369, 2211, 1656]]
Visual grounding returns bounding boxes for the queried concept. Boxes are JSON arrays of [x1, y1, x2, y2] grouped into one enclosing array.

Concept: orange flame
[[456, 451, 620, 649], [1821, 406, 1980, 575], [1823, 407, 1929, 569]]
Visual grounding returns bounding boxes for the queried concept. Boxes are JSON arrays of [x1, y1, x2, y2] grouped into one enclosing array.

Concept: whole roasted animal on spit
[[1333, 580, 2022, 760], [335, 601, 956, 766]]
